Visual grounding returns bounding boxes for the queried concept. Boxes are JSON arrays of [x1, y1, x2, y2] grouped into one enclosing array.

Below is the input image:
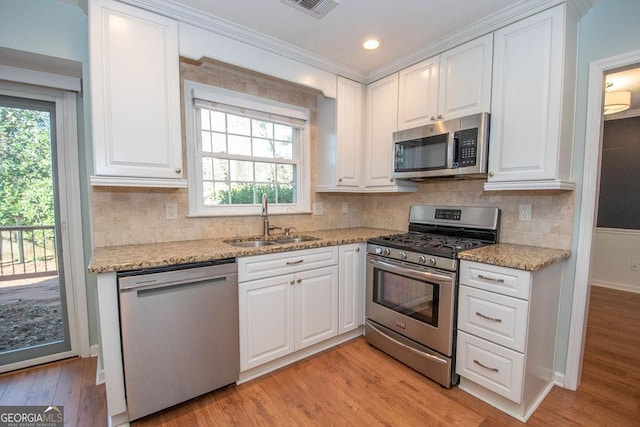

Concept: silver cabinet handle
[[286, 259, 304, 265], [355, 247, 360, 252], [296, 278, 302, 284], [430, 116, 436, 121], [437, 114, 443, 119], [475, 312, 502, 323], [338, 178, 343, 182], [488, 171, 495, 177], [478, 274, 505, 284], [289, 280, 295, 285], [175, 168, 182, 173], [474, 359, 499, 373]]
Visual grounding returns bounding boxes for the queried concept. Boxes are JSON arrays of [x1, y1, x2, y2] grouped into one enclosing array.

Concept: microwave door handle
[[452, 131, 460, 168]]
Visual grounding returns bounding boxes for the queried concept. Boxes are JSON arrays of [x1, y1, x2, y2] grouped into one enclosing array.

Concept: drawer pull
[[477, 274, 505, 284], [474, 359, 499, 373], [286, 259, 304, 265], [475, 312, 502, 323]]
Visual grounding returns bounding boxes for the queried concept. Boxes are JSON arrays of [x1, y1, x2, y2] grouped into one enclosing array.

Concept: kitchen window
[[184, 80, 311, 216]]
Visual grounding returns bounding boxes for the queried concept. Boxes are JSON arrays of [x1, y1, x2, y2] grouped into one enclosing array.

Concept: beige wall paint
[[92, 59, 574, 250]]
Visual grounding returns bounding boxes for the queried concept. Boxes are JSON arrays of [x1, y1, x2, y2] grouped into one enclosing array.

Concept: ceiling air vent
[[281, 0, 339, 19]]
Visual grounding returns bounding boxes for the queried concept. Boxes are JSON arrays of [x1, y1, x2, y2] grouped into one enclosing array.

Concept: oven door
[[366, 254, 455, 356]]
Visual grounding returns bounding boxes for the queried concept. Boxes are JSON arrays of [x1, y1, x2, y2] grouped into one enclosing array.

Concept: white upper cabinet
[[365, 74, 417, 191], [89, 0, 185, 187], [485, 4, 577, 191], [397, 34, 493, 130], [316, 77, 364, 191]]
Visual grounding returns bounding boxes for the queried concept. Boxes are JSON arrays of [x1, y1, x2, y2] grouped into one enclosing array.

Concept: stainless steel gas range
[[365, 205, 500, 388]]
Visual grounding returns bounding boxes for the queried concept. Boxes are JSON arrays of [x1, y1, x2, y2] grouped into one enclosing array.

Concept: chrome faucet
[[261, 193, 270, 237], [261, 194, 281, 237]]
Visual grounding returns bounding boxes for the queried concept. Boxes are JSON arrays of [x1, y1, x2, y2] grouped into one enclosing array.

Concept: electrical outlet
[[342, 202, 349, 214], [518, 204, 532, 222], [313, 202, 324, 216], [165, 202, 178, 220], [631, 261, 639, 271]]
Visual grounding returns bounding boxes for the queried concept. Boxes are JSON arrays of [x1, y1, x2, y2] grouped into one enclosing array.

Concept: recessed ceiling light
[[362, 39, 381, 50]]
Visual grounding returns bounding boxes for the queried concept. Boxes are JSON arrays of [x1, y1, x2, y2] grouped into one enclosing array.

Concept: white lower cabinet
[[238, 244, 365, 375], [338, 243, 366, 334], [456, 260, 563, 422]]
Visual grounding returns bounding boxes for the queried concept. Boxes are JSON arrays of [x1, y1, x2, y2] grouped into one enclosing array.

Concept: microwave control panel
[[455, 128, 478, 167]]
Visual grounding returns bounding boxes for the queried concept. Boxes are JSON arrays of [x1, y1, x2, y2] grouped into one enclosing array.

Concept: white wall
[[591, 228, 640, 293]]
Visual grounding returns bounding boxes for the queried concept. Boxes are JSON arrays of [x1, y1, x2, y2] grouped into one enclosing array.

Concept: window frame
[[184, 80, 311, 217]]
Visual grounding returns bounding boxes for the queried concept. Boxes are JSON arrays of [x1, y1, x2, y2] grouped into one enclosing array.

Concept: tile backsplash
[[92, 181, 573, 250]]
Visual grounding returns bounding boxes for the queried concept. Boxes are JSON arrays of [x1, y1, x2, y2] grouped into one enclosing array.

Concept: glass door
[[0, 95, 72, 368]]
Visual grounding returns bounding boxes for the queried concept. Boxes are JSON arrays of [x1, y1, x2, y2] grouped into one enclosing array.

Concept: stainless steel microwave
[[391, 112, 490, 180]]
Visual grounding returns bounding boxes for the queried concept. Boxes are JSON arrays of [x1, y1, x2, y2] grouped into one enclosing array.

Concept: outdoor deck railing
[[0, 225, 58, 280]]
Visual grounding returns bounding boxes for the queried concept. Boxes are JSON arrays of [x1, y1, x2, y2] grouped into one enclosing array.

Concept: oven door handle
[[367, 321, 448, 365], [368, 257, 453, 284]]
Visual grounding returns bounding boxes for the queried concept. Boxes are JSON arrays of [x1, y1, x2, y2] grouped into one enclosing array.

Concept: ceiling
[[166, 0, 556, 80]]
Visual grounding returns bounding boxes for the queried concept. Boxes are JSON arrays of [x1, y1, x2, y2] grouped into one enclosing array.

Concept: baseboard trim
[[554, 371, 565, 387], [592, 281, 640, 294], [92, 344, 105, 385]]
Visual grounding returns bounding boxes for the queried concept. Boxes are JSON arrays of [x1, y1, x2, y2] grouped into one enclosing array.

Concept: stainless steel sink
[[224, 240, 278, 248], [274, 235, 320, 244]]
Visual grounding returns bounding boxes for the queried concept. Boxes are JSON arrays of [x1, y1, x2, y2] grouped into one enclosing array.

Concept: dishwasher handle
[[134, 276, 231, 298]]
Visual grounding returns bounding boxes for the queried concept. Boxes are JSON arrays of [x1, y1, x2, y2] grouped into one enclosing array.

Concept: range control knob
[[375, 247, 383, 255], [383, 248, 391, 256], [418, 255, 427, 264], [427, 257, 437, 266], [399, 251, 407, 260]]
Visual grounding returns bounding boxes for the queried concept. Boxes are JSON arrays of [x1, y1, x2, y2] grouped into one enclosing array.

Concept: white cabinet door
[[338, 243, 365, 334], [336, 76, 364, 187], [365, 74, 399, 187], [295, 266, 339, 350], [486, 5, 575, 189], [438, 34, 493, 120], [239, 275, 295, 371], [89, 0, 184, 185], [397, 57, 439, 130]]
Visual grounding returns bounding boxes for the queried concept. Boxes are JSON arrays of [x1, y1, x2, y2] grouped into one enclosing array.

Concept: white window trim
[[184, 80, 311, 217]]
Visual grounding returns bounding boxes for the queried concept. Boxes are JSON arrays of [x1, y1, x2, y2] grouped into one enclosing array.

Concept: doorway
[[565, 49, 640, 390], [0, 82, 87, 372]]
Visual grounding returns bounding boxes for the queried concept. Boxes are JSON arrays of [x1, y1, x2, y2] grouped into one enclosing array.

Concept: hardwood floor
[[1, 285, 638, 426], [0, 356, 107, 426]]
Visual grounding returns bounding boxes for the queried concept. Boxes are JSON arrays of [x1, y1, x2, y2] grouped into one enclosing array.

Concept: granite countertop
[[88, 227, 401, 274], [457, 243, 571, 271]]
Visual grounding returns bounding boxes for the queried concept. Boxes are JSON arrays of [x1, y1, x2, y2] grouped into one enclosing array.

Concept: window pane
[[274, 124, 292, 141], [201, 131, 212, 153], [275, 140, 293, 159], [211, 111, 226, 132], [202, 157, 213, 180], [255, 162, 275, 183], [227, 114, 250, 135], [230, 160, 253, 181], [230, 182, 254, 204], [253, 138, 274, 158], [228, 135, 251, 156], [203, 181, 215, 205], [252, 119, 273, 138], [214, 182, 230, 205], [256, 183, 276, 203], [211, 132, 226, 153], [200, 109, 211, 131], [277, 164, 294, 183], [277, 184, 294, 203], [213, 158, 229, 181]]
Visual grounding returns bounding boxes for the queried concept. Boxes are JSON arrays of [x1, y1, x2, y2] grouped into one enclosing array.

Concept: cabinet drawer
[[460, 260, 531, 300], [458, 286, 528, 352], [238, 247, 338, 282], [456, 331, 525, 403]]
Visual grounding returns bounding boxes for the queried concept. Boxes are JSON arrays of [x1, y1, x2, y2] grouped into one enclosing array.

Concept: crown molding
[[118, 0, 596, 85]]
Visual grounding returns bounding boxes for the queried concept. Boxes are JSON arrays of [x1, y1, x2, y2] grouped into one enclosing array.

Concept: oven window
[[372, 268, 439, 327], [394, 133, 448, 172]]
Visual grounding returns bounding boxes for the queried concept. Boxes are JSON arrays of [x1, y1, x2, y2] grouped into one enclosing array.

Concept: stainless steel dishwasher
[[118, 258, 239, 421]]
